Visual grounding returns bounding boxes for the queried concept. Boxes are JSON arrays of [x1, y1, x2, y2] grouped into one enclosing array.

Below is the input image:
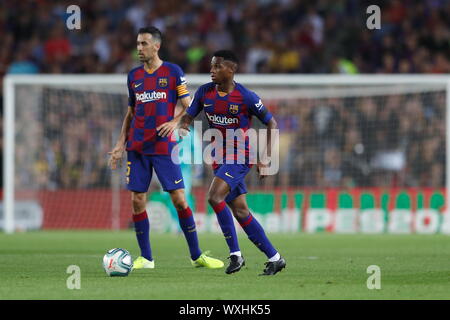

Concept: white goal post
[[3, 74, 450, 233]]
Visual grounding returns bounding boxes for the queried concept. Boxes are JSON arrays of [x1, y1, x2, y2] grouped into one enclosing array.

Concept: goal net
[[2, 75, 450, 234]]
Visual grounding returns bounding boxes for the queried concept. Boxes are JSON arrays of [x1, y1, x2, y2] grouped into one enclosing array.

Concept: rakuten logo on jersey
[[136, 91, 167, 103], [206, 112, 239, 126]]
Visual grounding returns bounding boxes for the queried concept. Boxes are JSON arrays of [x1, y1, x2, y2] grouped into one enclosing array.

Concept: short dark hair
[[213, 50, 239, 64], [138, 26, 162, 43]]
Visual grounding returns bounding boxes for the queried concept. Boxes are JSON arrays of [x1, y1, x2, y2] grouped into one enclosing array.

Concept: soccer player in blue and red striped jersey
[[179, 50, 286, 276], [108, 27, 223, 270]]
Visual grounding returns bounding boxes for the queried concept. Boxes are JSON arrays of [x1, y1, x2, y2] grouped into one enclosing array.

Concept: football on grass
[[102, 248, 133, 277]]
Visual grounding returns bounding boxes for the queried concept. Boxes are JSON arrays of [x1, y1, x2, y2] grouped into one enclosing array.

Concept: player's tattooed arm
[[178, 113, 194, 136], [157, 96, 191, 137]]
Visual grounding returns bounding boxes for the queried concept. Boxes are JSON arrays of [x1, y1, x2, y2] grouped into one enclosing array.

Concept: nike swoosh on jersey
[[225, 172, 234, 178], [175, 179, 183, 184], [203, 103, 212, 107], [134, 83, 142, 88]]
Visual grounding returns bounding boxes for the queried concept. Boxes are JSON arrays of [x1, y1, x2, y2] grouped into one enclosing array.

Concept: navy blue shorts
[[126, 151, 185, 193], [214, 164, 251, 203]]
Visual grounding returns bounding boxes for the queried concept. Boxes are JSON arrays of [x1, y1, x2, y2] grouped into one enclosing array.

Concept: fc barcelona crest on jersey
[[229, 104, 239, 114], [158, 77, 168, 87]]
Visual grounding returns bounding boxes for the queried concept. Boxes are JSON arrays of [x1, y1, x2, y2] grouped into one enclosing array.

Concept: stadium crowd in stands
[[1, 0, 448, 190], [256, 91, 446, 189], [1, 0, 449, 76]]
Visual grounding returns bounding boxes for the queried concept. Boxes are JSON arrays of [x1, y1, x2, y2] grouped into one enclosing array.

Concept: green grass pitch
[[0, 231, 448, 300]]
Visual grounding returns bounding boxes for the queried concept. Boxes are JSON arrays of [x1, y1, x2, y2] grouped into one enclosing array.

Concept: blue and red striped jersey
[[187, 82, 273, 169], [126, 61, 189, 155]]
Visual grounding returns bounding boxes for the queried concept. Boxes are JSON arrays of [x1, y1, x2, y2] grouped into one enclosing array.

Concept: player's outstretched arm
[[108, 106, 134, 170], [257, 117, 278, 179]]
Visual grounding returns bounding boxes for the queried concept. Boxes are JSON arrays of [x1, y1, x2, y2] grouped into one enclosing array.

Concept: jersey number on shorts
[[126, 161, 131, 184]]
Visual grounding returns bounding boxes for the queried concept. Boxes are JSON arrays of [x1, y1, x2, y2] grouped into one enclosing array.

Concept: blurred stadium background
[[1, 0, 450, 234]]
